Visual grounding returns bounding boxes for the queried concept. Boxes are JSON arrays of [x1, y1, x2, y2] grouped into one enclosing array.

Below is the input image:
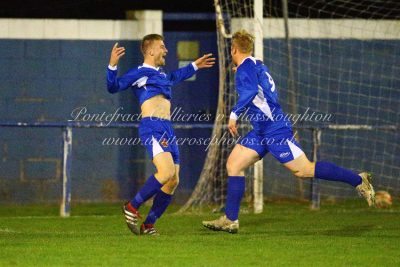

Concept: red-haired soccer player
[[202, 30, 375, 233]]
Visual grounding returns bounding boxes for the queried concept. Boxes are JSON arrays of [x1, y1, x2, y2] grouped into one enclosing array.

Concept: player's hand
[[109, 42, 125, 67], [194, 53, 216, 69], [228, 118, 238, 137]]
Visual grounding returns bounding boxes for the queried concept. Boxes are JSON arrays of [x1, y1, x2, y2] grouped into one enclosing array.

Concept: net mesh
[[180, 0, 400, 211]]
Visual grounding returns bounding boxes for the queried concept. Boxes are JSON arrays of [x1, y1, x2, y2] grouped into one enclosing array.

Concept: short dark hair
[[141, 34, 164, 55]]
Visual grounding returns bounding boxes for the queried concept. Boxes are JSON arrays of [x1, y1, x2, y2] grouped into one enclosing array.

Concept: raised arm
[[106, 42, 132, 94], [168, 53, 215, 85]]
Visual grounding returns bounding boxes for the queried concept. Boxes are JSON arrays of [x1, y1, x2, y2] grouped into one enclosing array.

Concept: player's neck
[[236, 54, 252, 67], [143, 59, 158, 68]]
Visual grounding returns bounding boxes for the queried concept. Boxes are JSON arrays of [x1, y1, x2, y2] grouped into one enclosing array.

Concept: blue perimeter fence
[[0, 121, 397, 216]]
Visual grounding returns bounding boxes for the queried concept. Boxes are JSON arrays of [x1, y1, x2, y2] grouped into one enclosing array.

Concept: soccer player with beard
[[202, 30, 375, 233], [107, 34, 215, 235]]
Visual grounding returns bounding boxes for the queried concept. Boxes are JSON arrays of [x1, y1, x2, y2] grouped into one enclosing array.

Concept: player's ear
[[232, 47, 237, 55]]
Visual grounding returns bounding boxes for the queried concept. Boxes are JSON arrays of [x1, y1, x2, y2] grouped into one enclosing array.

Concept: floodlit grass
[[0, 201, 399, 266]]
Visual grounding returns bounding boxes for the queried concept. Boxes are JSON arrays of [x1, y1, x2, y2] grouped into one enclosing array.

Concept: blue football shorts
[[239, 128, 304, 163], [139, 117, 180, 164]]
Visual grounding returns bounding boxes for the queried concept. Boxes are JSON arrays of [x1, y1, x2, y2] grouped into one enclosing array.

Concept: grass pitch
[[0, 200, 399, 266]]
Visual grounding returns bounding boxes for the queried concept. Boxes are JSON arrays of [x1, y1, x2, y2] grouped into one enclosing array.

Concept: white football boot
[[356, 172, 376, 207], [202, 215, 239, 234]]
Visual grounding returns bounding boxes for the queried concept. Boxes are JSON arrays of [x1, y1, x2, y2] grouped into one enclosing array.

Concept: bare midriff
[[141, 95, 171, 120]]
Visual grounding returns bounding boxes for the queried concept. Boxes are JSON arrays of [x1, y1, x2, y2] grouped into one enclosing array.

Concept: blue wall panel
[[0, 40, 24, 59]]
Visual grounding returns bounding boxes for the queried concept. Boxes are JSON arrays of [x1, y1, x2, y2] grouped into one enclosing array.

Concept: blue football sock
[[315, 161, 362, 187], [130, 174, 163, 209], [225, 176, 245, 221], [144, 190, 173, 225]]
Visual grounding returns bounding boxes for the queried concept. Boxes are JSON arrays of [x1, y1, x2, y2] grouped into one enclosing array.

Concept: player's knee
[[292, 165, 314, 179], [293, 170, 309, 179], [163, 176, 179, 194], [226, 160, 241, 176], [288, 159, 315, 179], [156, 168, 176, 183], [169, 176, 179, 189]]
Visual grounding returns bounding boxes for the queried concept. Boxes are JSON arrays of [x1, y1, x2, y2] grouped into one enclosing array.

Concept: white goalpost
[[252, 0, 264, 214], [179, 0, 266, 213]]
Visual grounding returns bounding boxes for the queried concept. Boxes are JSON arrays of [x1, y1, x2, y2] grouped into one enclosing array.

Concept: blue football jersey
[[230, 57, 291, 134], [106, 63, 197, 105]]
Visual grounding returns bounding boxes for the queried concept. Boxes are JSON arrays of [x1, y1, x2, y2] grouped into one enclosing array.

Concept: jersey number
[[265, 72, 276, 92]]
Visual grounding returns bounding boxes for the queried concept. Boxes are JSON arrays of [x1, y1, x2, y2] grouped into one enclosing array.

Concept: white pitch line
[[0, 228, 22, 233]]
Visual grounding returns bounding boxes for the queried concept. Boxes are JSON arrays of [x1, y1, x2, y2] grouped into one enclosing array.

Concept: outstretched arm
[[168, 53, 215, 85], [194, 53, 216, 69]]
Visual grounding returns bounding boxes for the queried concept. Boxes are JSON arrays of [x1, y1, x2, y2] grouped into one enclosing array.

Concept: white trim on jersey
[[239, 56, 257, 66], [287, 140, 304, 159], [132, 76, 148, 89], [229, 112, 238, 120], [108, 64, 117, 71], [191, 62, 199, 71], [252, 85, 274, 121], [142, 63, 160, 71], [152, 136, 164, 157]]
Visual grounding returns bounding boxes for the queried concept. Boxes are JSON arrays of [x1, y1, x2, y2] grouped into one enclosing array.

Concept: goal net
[[180, 0, 400, 212]]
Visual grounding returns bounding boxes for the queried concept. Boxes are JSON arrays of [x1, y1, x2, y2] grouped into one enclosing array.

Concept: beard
[[155, 54, 166, 66]]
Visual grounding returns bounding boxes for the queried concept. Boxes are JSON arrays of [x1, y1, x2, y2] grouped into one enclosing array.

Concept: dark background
[[1, 0, 399, 32]]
